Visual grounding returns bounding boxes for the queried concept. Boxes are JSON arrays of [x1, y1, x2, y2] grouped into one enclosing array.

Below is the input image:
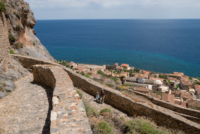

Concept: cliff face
[[3, 0, 54, 61], [0, 0, 54, 98]]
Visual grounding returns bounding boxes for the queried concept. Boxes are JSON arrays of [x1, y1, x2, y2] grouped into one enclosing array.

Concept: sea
[[34, 19, 200, 77]]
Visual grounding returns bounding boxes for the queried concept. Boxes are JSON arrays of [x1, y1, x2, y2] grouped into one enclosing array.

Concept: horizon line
[[37, 18, 200, 21]]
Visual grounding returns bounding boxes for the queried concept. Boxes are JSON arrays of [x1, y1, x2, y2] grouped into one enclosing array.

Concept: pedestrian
[[100, 89, 105, 104], [95, 92, 100, 103]]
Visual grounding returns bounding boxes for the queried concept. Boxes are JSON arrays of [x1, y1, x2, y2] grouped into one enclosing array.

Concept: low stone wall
[[133, 91, 200, 118], [32, 65, 92, 134], [14, 55, 200, 134], [12, 54, 54, 69]]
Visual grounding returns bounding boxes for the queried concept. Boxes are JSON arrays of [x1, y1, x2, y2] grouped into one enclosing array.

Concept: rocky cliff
[[3, 0, 54, 61], [0, 0, 54, 98]]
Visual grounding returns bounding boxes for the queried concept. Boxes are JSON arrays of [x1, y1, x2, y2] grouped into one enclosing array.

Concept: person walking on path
[[95, 92, 100, 103], [100, 89, 105, 104]]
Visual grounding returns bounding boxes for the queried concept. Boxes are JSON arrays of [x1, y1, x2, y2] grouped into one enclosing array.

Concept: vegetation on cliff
[[0, 1, 6, 13]]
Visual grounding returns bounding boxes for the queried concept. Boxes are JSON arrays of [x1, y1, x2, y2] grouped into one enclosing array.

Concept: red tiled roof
[[142, 71, 150, 75], [181, 79, 192, 86], [120, 64, 129, 68]]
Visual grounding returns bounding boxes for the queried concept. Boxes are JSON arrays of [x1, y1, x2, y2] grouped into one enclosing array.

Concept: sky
[[25, 0, 200, 20]]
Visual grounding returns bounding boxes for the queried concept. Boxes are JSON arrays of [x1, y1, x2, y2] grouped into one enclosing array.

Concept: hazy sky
[[26, 0, 200, 20]]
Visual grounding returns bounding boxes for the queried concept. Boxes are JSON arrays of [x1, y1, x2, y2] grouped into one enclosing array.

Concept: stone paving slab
[[0, 75, 50, 134]]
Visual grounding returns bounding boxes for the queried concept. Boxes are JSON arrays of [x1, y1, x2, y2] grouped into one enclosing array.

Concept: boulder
[[0, 92, 7, 99], [5, 80, 16, 92]]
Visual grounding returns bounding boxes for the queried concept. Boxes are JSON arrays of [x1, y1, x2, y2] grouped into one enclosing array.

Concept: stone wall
[[32, 65, 92, 134], [133, 91, 200, 118], [0, 12, 10, 72], [13, 55, 200, 134]]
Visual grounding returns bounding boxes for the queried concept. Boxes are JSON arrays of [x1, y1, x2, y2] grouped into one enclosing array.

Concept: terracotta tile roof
[[130, 67, 135, 70], [120, 64, 129, 68], [120, 72, 129, 77], [142, 71, 150, 75], [114, 63, 118, 66], [194, 85, 200, 95], [104, 70, 112, 76], [149, 77, 164, 82], [112, 73, 120, 77], [167, 77, 180, 82], [181, 79, 192, 86], [173, 72, 184, 77]]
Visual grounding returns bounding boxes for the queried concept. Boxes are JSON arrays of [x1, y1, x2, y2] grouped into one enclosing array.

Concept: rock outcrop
[[0, 0, 54, 98], [3, 0, 54, 61]]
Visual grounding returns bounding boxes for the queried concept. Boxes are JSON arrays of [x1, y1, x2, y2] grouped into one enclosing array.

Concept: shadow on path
[[31, 82, 54, 134]]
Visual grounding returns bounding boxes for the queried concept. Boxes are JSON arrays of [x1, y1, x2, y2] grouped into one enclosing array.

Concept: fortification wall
[[13, 54, 200, 134], [32, 65, 92, 134], [0, 12, 10, 72]]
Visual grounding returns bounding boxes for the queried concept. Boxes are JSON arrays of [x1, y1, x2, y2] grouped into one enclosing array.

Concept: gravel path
[[0, 75, 52, 134]]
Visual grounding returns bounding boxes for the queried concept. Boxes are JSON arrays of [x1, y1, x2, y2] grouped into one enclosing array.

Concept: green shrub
[[124, 84, 132, 86], [189, 77, 192, 80], [9, 34, 16, 42], [110, 77, 118, 82], [15, 43, 23, 49], [83, 101, 97, 116], [13, 11, 20, 19], [167, 80, 170, 84], [116, 82, 120, 85], [16, 24, 21, 31], [124, 118, 174, 134], [159, 75, 167, 79], [175, 85, 179, 90], [0, 1, 6, 13], [97, 70, 106, 76], [195, 82, 200, 85], [84, 73, 92, 79], [99, 108, 112, 115], [120, 76, 125, 81], [76, 90, 82, 99], [106, 84, 114, 87], [134, 68, 140, 73], [97, 121, 112, 134], [197, 78, 200, 81], [156, 93, 162, 96], [10, 49, 15, 54]]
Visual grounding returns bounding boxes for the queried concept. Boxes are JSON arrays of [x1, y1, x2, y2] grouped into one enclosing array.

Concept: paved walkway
[[0, 75, 51, 134]]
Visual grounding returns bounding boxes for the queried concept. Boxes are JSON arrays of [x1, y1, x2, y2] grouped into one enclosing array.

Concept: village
[[58, 60, 200, 110]]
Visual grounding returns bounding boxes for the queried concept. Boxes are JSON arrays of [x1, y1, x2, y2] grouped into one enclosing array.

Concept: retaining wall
[[13, 55, 200, 134], [32, 65, 92, 134]]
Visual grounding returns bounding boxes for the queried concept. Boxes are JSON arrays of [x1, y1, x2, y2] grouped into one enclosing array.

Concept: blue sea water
[[34, 19, 200, 77]]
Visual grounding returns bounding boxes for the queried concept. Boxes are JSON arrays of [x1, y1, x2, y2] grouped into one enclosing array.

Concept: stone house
[[180, 79, 193, 90], [106, 65, 116, 70], [174, 90, 193, 101], [120, 64, 130, 70], [131, 73, 140, 78], [142, 71, 150, 76], [174, 99, 187, 108], [167, 77, 180, 89], [194, 84, 200, 98], [165, 72, 184, 79], [69, 61, 77, 68], [188, 100, 200, 109], [112, 73, 120, 78], [104, 70, 112, 77], [120, 72, 129, 78], [137, 75, 146, 84], [129, 67, 135, 71], [161, 91, 175, 104]]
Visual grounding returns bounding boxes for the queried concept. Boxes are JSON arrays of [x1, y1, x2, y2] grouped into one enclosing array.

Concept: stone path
[[0, 75, 51, 134]]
